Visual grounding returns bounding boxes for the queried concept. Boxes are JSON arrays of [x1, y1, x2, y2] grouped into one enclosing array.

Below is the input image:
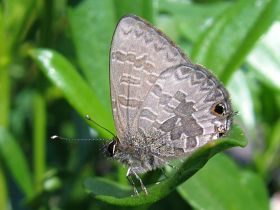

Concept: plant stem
[[0, 62, 11, 210], [33, 93, 46, 192]]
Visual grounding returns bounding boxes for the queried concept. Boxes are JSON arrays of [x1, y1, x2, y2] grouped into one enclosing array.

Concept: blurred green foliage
[[0, 0, 280, 209]]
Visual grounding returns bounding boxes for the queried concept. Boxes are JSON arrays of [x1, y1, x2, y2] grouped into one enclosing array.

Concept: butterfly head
[[105, 138, 119, 157], [211, 101, 234, 138]]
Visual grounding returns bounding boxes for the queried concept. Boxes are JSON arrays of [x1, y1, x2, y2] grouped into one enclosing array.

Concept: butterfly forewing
[[110, 15, 190, 139]]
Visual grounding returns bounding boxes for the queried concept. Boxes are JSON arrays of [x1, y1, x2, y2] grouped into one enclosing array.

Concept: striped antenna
[[50, 135, 107, 142], [51, 115, 114, 141]]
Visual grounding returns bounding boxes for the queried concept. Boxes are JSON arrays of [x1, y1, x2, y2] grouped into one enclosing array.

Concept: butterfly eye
[[107, 140, 117, 157], [212, 103, 225, 116], [218, 132, 225, 138]]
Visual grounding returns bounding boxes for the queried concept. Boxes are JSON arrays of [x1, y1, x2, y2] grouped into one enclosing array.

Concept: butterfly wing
[[138, 64, 233, 158], [110, 15, 191, 139]]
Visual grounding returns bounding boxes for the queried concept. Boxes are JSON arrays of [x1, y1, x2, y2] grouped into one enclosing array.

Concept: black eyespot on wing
[[212, 103, 225, 116]]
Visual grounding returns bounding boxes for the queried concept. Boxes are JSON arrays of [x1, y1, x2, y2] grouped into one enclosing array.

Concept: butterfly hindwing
[[138, 64, 232, 157]]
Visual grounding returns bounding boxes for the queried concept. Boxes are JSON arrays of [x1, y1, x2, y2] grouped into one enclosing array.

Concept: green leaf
[[68, 0, 115, 111], [0, 127, 33, 197], [228, 70, 257, 141], [29, 49, 115, 137], [247, 22, 280, 90], [113, 0, 154, 21], [178, 154, 269, 210], [158, 0, 231, 42], [192, 0, 280, 83], [84, 125, 247, 206]]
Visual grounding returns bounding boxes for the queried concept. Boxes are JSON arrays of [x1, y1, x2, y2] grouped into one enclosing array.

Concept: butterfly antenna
[[50, 135, 106, 142], [85, 114, 115, 138]]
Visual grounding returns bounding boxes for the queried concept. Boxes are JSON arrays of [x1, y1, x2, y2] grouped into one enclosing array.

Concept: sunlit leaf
[[30, 49, 115, 137], [247, 22, 280, 90], [228, 70, 257, 141], [192, 0, 280, 83], [178, 154, 269, 210]]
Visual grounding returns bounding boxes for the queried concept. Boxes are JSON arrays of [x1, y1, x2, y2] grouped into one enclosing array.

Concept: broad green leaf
[[178, 154, 269, 210], [192, 0, 280, 83], [113, 0, 154, 21], [247, 22, 280, 90], [84, 125, 246, 206], [0, 127, 33, 197], [29, 49, 115, 137], [158, 0, 231, 42], [68, 0, 115, 112]]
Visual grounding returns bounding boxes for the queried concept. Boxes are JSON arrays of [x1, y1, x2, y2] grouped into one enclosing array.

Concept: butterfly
[[106, 15, 233, 195]]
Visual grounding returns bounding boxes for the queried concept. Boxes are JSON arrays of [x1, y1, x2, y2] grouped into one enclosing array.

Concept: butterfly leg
[[131, 170, 148, 195], [167, 163, 179, 171], [126, 168, 139, 196]]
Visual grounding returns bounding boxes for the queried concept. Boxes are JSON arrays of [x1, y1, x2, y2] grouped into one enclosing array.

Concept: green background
[[0, 0, 279, 209]]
